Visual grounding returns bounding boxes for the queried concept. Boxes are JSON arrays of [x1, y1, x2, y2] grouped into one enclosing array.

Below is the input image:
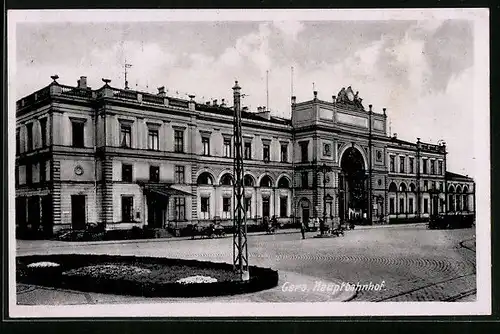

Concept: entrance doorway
[[71, 195, 86, 230], [298, 198, 311, 227], [41, 195, 53, 238], [147, 195, 166, 228], [28, 196, 41, 232], [262, 197, 270, 219]]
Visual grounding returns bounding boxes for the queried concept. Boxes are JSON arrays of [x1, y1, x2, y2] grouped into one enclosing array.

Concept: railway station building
[[14, 76, 476, 237]]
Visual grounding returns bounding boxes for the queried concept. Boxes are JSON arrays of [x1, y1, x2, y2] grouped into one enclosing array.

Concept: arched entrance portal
[[339, 146, 368, 223]]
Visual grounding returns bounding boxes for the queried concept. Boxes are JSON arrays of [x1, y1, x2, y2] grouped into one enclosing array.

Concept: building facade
[[14, 76, 476, 237]]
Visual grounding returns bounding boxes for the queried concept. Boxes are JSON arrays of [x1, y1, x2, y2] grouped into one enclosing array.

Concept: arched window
[[399, 183, 407, 192], [197, 172, 214, 185], [244, 175, 255, 187], [388, 182, 397, 192], [277, 176, 291, 188], [220, 173, 233, 186], [409, 183, 416, 192], [260, 175, 273, 188]]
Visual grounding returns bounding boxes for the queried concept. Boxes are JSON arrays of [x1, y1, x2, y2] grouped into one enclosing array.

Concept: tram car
[[428, 212, 475, 229]]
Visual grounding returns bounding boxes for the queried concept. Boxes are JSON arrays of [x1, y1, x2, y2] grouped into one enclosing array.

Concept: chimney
[[206, 101, 211, 106], [77, 76, 87, 89], [369, 104, 372, 112], [232, 80, 242, 114], [213, 99, 218, 107], [313, 91, 318, 100], [221, 98, 226, 107], [262, 106, 266, 111], [291, 96, 297, 105], [188, 95, 196, 111], [157, 86, 166, 97], [242, 106, 249, 112], [332, 95, 336, 103], [393, 133, 398, 139], [383, 108, 387, 115], [257, 106, 262, 112]]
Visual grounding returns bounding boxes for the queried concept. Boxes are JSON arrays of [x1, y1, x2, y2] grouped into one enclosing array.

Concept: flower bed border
[[16, 254, 279, 298]]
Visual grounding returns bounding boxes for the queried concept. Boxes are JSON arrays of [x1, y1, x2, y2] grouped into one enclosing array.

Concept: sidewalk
[[16, 271, 357, 305], [17, 223, 429, 249]]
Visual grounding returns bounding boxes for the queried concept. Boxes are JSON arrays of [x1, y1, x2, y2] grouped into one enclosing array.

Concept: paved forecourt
[[16, 223, 476, 303]]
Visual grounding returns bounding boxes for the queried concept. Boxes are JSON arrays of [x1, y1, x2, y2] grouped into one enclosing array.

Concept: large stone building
[[14, 76, 476, 237]]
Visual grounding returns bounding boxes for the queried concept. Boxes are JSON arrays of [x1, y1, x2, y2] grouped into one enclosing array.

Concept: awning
[[139, 182, 195, 198]]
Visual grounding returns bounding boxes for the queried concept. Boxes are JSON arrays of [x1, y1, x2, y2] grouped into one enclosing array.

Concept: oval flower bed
[[16, 254, 279, 297]]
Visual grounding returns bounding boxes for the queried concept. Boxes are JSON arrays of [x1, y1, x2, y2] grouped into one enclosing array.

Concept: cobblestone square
[[16, 224, 476, 303]]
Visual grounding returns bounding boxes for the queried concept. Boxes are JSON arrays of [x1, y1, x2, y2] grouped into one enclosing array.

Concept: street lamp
[[319, 163, 333, 235]]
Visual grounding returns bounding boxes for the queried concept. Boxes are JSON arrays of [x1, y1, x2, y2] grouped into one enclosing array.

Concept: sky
[[14, 17, 478, 177]]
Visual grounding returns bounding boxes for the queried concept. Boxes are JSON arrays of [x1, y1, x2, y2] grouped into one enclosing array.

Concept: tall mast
[[232, 80, 249, 281]]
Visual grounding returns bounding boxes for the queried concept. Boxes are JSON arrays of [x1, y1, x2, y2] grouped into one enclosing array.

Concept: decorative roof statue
[[336, 86, 364, 110]]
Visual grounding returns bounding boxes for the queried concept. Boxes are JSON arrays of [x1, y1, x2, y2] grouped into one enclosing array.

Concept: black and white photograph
[[7, 9, 490, 317]]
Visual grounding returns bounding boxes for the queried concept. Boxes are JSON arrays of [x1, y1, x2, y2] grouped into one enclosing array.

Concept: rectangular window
[[16, 128, 20, 154], [399, 198, 405, 213], [390, 155, 395, 172], [174, 165, 185, 184], [39, 161, 46, 183], [148, 129, 159, 150], [438, 160, 444, 175], [244, 142, 252, 159], [399, 156, 405, 173], [424, 198, 429, 214], [25, 164, 32, 185], [173, 197, 186, 221], [15, 165, 19, 185], [71, 121, 84, 148], [120, 124, 132, 148], [222, 197, 231, 219], [389, 198, 395, 214], [39, 118, 47, 147], [202, 137, 210, 156], [422, 158, 428, 174], [301, 172, 309, 189], [149, 166, 160, 182], [200, 197, 210, 219], [409, 157, 414, 174], [280, 197, 288, 218], [263, 143, 270, 161], [223, 138, 232, 157], [424, 180, 428, 191], [409, 198, 414, 213], [430, 159, 435, 175], [122, 164, 133, 182], [121, 196, 134, 222], [174, 130, 184, 153], [300, 142, 309, 162], [244, 197, 251, 217], [280, 144, 288, 162], [26, 123, 33, 151]]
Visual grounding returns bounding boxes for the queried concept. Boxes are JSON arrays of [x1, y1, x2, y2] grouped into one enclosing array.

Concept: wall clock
[[74, 165, 84, 176]]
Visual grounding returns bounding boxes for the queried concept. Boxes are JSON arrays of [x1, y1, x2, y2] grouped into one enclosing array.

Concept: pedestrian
[[300, 220, 306, 239]]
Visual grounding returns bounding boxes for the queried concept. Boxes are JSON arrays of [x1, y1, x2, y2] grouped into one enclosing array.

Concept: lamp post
[[319, 163, 333, 235]]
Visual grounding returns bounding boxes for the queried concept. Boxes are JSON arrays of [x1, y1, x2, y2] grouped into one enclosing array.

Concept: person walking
[[300, 220, 306, 239]]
